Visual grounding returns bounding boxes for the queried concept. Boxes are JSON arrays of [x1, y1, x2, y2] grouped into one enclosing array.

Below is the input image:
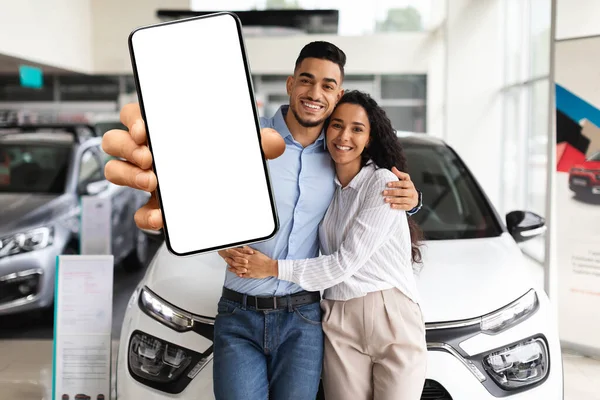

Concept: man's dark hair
[[294, 41, 346, 80]]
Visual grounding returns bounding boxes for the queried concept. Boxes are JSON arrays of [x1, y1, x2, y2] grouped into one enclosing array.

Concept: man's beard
[[290, 103, 327, 128]]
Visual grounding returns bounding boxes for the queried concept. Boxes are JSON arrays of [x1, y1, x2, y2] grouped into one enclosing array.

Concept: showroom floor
[[0, 340, 598, 400]]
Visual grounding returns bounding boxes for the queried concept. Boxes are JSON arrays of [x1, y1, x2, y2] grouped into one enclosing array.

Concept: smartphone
[[128, 12, 279, 256]]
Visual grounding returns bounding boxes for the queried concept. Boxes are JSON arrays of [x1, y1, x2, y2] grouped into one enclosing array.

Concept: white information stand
[[52, 255, 114, 400], [80, 196, 112, 255]]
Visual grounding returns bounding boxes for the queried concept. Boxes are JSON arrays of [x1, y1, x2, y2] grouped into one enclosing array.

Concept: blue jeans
[[213, 296, 324, 400]]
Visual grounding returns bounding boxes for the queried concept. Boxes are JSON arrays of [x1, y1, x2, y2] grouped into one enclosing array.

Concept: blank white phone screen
[[129, 13, 278, 256]]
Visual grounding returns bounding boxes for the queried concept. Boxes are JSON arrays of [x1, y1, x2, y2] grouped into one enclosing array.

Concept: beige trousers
[[320, 288, 427, 400]]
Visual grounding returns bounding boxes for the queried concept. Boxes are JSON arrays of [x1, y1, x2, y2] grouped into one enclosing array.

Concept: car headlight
[[483, 338, 549, 390], [0, 227, 54, 258], [139, 287, 194, 332], [481, 289, 538, 334], [128, 331, 213, 394], [129, 332, 193, 383]]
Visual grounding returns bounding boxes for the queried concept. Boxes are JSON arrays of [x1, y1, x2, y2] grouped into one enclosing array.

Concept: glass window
[[402, 141, 503, 240], [0, 142, 71, 194], [382, 105, 426, 133], [190, 0, 432, 35], [78, 148, 104, 184], [529, 0, 551, 79], [526, 79, 550, 217], [381, 75, 426, 100]]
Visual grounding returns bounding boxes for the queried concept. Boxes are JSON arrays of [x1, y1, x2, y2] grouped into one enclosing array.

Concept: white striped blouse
[[278, 161, 421, 303]]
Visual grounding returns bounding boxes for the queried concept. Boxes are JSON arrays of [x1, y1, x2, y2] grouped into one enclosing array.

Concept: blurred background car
[[0, 122, 150, 318], [569, 151, 600, 198]]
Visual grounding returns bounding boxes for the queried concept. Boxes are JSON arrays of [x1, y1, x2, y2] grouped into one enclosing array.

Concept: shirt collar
[[273, 105, 326, 146], [334, 160, 375, 190]]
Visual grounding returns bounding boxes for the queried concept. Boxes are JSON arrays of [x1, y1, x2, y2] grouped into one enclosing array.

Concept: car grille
[[570, 175, 590, 186], [0, 271, 41, 304], [315, 379, 452, 400], [421, 379, 453, 400]]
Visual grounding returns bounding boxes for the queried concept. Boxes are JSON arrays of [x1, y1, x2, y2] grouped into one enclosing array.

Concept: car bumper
[[0, 244, 62, 316], [569, 175, 600, 194], [118, 290, 563, 400], [426, 348, 562, 399]]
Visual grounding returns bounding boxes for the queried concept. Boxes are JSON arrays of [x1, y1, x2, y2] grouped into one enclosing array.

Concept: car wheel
[[122, 229, 148, 273]]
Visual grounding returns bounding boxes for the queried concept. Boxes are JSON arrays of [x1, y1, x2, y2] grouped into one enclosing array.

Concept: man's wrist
[[270, 260, 279, 277], [407, 190, 423, 216]]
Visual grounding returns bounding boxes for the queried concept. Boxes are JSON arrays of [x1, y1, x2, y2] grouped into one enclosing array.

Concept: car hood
[[416, 233, 537, 322], [572, 160, 600, 171], [144, 233, 538, 323], [144, 249, 228, 318], [0, 193, 69, 235]]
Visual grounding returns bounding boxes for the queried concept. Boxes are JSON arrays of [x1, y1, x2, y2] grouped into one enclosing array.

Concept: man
[[102, 41, 421, 399]]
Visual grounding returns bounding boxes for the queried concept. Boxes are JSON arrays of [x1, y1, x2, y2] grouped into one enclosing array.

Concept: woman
[[225, 90, 427, 400]]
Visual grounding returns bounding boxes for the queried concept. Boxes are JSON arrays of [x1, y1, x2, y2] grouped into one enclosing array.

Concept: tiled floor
[[0, 339, 598, 400], [563, 349, 600, 400]]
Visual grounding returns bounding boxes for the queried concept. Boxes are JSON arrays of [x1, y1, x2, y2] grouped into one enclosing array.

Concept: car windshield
[[588, 152, 600, 162], [403, 141, 503, 240], [94, 122, 127, 136], [0, 142, 72, 194]]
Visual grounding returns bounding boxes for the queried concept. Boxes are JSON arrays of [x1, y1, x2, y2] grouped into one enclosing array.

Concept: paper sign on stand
[[80, 196, 112, 255], [52, 255, 114, 400]]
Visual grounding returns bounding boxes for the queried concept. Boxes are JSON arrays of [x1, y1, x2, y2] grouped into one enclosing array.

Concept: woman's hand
[[217, 246, 279, 279]]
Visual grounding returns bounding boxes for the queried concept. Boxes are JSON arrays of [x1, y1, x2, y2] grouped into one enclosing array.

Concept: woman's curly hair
[[325, 90, 424, 265]]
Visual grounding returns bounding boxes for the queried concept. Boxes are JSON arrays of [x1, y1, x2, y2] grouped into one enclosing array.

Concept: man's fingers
[[238, 246, 255, 255], [120, 103, 148, 145], [228, 267, 246, 278], [102, 129, 153, 169], [391, 203, 415, 210], [134, 193, 163, 230], [260, 128, 286, 160], [385, 197, 414, 205], [383, 181, 413, 192], [382, 188, 415, 198], [105, 159, 157, 192], [391, 167, 410, 181], [227, 259, 248, 270], [224, 248, 251, 259]]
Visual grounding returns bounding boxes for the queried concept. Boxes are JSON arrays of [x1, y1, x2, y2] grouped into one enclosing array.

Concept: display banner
[[52, 255, 114, 400], [80, 196, 112, 255], [554, 38, 600, 355]]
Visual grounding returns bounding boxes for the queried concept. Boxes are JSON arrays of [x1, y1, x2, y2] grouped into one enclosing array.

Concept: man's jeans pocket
[[293, 303, 322, 326], [217, 298, 240, 317]]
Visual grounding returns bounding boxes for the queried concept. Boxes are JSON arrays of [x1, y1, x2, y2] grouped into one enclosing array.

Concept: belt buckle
[[255, 296, 277, 311]]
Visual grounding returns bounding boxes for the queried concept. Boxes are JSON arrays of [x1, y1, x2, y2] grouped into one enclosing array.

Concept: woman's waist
[[324, 275, 420, 303]]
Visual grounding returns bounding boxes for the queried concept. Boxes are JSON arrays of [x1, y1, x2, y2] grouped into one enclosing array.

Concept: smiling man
[[214, 42, 422, 400], [101, 41, 421, 400]]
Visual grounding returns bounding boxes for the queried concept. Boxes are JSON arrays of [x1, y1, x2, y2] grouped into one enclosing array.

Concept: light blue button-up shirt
[[223, 105, 337, 296]]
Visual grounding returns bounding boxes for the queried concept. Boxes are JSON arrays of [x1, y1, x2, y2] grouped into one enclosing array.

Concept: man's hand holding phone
[[101, 103, 286, 231]]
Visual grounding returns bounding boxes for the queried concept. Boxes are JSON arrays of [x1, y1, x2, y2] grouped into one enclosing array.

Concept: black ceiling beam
[[156, 9, 339, 33]]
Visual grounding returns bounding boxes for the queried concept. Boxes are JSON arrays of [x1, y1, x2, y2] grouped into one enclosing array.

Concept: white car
[[115, 134, 564, 399]]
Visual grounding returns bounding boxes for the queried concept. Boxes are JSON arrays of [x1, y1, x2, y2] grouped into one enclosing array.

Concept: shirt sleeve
[[277, 170, 410, 291]]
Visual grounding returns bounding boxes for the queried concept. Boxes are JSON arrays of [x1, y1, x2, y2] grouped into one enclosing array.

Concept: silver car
[[0, 123, 150, 317]]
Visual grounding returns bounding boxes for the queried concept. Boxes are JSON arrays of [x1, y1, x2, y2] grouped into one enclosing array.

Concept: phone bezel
[[128, 12, 280, 257]]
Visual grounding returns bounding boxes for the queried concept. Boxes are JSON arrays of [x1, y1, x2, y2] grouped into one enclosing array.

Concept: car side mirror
[[78, 180, 108, 196], [506, 210, 547, 243]]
